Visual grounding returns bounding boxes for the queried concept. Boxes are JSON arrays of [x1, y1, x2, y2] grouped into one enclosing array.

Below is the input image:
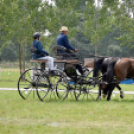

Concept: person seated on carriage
[[32, 32, 54, 70], [57, 26, 78, 57], [57, 26, 83, 75]]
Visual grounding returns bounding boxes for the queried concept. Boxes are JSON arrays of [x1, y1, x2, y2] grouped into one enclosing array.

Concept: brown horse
[[93, 57, 125, 101], [104, 58, 134, 100], [114, 58, 134, 82]]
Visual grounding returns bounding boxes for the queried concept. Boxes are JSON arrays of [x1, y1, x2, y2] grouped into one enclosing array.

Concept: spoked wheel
[[67, 82, 77, 101], [48, 70, 65, 101], [36, 72, 50, 102], [74, 83, 99, 101], [74, 83, 82, 101], [18, 68, 44, 100], [56, 75, 70, 101], [36, 69, 64, 102]]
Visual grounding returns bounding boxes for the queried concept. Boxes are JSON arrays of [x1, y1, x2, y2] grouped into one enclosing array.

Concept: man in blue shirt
[[32, 32, 54, 70], [57, 26, 78, 57], [57, 26, 83, 75]]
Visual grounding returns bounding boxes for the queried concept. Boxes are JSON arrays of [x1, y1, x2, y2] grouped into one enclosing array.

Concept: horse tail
[[93, 58, 104, 77], [106, 59, 117, 83]]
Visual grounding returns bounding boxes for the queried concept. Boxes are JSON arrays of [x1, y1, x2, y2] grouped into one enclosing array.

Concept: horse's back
[[114, 58, 133, 80], [115, 58, 132, 70], [101, 58, 118, 73]]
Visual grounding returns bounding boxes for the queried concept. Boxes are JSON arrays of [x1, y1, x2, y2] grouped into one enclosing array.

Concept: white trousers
[[38, 56, 54, 70]]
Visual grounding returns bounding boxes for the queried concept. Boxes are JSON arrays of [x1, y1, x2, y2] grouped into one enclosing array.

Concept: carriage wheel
[[36, 70, 64, 102], [74, 83, 82, 101], [56, 75, 70, 101], [74, 82, 99, 101], [67, 82, 77, 100], [48, 70, 65, 101], [36, 72, 50, 102], [18, 68, 44, 100]]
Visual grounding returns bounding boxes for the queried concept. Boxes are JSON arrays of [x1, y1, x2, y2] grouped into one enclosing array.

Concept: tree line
[[0, 0, 134, 72]]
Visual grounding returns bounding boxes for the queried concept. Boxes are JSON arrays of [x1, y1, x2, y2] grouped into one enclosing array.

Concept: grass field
[[0, 70, 19, 88], [0, 85, 134, 134], [0, 71, 19, 88], [1, 70, 134, 133]]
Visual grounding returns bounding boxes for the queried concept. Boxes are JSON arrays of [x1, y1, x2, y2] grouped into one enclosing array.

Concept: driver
[[57, 26, 78, 57], [57, 26, 83, 75]]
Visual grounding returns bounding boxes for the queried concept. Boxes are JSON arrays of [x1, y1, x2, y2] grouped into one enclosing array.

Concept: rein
[[78, 50, 110, 58], [78, 50, 134, 59], [86, 54, 110, 58]]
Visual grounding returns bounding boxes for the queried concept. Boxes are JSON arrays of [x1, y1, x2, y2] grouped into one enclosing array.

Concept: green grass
[[0, 70, 20, 82], [0, 85, 134, 134], [1, 70, 134, 133], [0, 82, 17, 88], [0, 69, 23, 88], [0, 71, 19, 88]]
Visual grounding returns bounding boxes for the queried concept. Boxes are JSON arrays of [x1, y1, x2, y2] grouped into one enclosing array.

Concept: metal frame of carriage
[[17, 45, 103, 102]]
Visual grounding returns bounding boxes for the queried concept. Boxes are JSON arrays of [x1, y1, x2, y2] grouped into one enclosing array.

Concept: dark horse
[[93, 57, 125, 101]]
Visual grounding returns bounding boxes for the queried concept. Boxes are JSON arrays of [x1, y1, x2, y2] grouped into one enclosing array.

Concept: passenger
[[32, 32, 54, 70], [57, 26, 83, 75]]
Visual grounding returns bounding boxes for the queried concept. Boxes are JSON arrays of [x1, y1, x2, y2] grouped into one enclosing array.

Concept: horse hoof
[[120, 95, 124, 99], [103, 94, 107, 98], [120, 90, 124, 99]]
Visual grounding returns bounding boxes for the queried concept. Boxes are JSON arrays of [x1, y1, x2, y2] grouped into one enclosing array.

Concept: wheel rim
[[56, 76, 69, 101], [74, 83, 98, 101], [74, 83, 82, 101], [36, 74, 50, 102], [18, 68, 44, 100], [48, 70, 65, 101], [67, 83, 76, 101]]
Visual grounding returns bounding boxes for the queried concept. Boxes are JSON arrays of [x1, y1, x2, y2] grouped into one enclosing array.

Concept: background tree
[[83, 0, 113, 55], [1, 0, 134, 74]]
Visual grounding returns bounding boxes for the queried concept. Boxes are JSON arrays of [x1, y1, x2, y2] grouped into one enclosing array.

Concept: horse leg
[[101, 73, 108, 98], [107, 84, 115, 101], [116, 84, 124, 99], [102, 84, 109, 98], [114, 58, 131, 99], [103, 60, 116, 100]]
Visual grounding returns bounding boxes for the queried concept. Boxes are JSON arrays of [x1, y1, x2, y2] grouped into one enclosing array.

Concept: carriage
[[18, 46, 103, 102]]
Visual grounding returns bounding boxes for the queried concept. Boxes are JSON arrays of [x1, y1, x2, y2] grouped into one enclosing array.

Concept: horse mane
[[93, 58, 104, 77]]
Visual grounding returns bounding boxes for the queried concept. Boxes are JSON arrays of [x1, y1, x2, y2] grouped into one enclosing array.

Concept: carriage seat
[[52, 45, 78, 59], [52, 45, 67, 58]]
